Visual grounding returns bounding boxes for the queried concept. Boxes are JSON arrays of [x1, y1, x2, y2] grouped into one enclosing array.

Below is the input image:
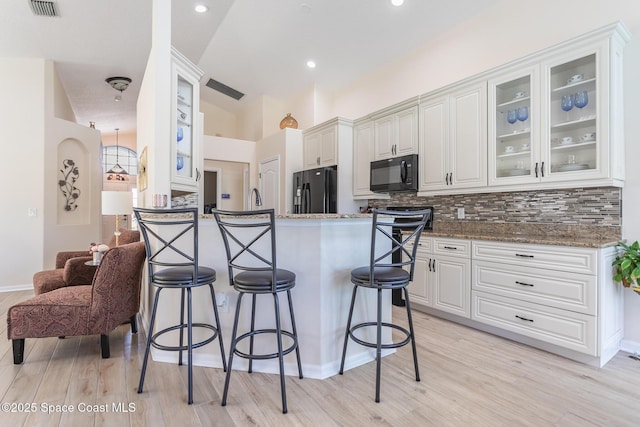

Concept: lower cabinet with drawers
[[408, 238, 471, 318], [408, 237, 623, 367]]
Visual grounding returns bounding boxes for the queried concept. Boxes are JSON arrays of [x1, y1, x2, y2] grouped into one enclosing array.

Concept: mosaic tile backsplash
[[370, 187, 621, 226]]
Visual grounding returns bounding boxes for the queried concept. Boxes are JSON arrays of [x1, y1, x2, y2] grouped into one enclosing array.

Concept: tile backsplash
[[371, 187, 621, 226]]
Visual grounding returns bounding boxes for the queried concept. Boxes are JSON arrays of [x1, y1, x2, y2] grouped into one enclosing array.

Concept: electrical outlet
[[27, 208, 37, 217], [457, 207, 465, 219], [217, 293, 228, 313]]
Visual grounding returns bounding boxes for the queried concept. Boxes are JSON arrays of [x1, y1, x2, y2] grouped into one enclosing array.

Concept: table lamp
[[102, 191, 133, 246]]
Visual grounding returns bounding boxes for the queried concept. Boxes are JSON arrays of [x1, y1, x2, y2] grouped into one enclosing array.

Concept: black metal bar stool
[[339, 208, 431, 402], [134, 207, 227, 404], [212, 208, 303, 414]]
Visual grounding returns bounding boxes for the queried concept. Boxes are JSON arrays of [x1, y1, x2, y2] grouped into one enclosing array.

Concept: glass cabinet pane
[[176, 76, 193, 179], [548, 54, 597, 175], [494, 75, 532, 179]]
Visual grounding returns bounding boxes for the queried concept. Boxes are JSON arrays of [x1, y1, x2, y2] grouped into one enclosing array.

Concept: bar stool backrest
[[133, 207, 200, 284], [369, 209, 431, 283], [212, 209, 278, 291]]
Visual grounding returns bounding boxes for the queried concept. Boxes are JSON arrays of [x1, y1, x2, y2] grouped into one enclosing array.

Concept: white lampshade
[[102, 191, 133, 215]]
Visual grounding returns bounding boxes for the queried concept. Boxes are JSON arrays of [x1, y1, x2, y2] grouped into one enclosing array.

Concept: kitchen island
[[142, 213, 393, 379]]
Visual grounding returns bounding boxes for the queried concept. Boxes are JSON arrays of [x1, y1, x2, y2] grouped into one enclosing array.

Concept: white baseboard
[[0, 284, 33, 293], [620, 339, 640, 355]]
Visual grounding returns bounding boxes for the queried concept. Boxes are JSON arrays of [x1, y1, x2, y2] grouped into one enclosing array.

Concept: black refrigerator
[[292, 166, 338, 214]]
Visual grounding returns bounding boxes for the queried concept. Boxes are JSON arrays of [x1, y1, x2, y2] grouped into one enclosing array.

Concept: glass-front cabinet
[[489, 22, 628, 189], [545, 54, 598, 180], [489, 67, 538, 185], [170, 48, 203, 191]]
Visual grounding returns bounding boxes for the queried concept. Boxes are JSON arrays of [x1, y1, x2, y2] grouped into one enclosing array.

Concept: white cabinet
[[488, 22, 628, 190], [419, 80, 487, 193], [300, 118, 359, 213], [170, 48, 203, 192], [408, 238, 471, 318], [373, 103, 418, 160], [303, 124, 337, 168], [471, 240, 623, 366], [352, 119, 376, 199]]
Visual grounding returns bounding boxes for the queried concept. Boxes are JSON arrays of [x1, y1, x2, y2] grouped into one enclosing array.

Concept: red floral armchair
[[33, 229, 140, 295], [7, 242, 146, 364]]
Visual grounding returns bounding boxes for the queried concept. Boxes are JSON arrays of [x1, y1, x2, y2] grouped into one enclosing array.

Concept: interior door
[[259, 156, 280, 214]]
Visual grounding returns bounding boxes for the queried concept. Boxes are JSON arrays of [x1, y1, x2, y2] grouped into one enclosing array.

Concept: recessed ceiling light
[[195, 4, 208, 13], [306, 60, 316, 69], [391, 0, 404, 6]]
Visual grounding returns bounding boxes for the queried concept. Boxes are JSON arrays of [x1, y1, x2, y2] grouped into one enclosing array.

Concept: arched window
[[102, 145, 138, 176]]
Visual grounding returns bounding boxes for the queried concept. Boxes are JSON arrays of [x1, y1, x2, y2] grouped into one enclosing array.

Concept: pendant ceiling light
[[106, 128, 128, 180]]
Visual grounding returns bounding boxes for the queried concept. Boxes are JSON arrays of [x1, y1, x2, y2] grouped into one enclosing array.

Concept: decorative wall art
[[58, 159, 80, 211], [138, 146, 148, 192]]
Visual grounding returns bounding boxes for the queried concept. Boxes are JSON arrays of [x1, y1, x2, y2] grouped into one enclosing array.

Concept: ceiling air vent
[[206, 78, 244, 100], [29, 0, 58, 17]]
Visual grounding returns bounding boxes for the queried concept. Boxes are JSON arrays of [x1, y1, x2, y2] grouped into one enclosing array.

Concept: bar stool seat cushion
[[233, 269, 295, 293], [351, 266, 410, 286], [153, 266, 216, 286]]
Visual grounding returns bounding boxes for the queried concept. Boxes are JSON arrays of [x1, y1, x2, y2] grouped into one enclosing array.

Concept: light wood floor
[[1, 289, 639, 427]]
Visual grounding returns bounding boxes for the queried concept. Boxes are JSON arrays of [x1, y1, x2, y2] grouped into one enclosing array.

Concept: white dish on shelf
[[504, 169, 530, 176], [557, 163, 589, 172]]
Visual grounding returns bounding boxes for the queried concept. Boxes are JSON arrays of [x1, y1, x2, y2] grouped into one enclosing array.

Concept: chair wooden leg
[[101, 334, 110, 359], [13, 339, 24, 364], [130, 314, 138, 334]]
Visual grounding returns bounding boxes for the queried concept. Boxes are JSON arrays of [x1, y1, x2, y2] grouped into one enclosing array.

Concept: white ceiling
[[0, 0, 501, 137]]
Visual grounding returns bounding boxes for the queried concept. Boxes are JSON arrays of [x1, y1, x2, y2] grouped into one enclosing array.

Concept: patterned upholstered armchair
[[33, 229, 140, 295], [7, 242, 146, 364]]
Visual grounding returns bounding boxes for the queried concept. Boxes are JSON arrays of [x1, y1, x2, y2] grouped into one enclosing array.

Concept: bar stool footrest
[[151, 323, 219, 352], [349, 321, 411, 350], [234, 328, 298, 360]]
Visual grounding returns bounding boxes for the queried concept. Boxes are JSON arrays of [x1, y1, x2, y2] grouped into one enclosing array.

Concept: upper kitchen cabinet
[[303, 122, 338, 169], [489, 22, 629, 190], [489, 66, 540, 186], [171, 48, 203, 192], [372, 99, 419, 161], [352, 118, 376, 199], [419, 80, 487, 194]]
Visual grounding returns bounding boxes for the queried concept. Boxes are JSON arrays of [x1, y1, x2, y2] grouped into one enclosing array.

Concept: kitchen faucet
[[248, 187, 263, 210]]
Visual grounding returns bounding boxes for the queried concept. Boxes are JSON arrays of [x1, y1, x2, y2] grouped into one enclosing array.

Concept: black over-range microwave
[[370, 154, 418, 193]]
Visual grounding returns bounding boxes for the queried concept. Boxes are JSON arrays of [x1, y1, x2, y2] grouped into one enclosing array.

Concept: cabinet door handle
[[432, 259, 436, 273], [196, 168, 201, 181], [515, 253, 534, 258], [541, 161, 545, 177], [450, 172, 453, 185], [515, 315, 534, 322], [428, 259, 432, 272], [443, 246, 458, 250], [445, 173, 450, 185], [535, 162, 539, 178], [515, 281, 534, 287]]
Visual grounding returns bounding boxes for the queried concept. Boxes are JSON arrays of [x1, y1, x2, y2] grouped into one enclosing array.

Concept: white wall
[[228, 0, 640, 344], [0, 59, 101, 290]]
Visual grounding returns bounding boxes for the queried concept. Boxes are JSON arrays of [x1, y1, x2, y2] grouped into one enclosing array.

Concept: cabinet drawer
[[472, 291, 596, 356], [472, 261, 596, 315], [472, 241, 597, 275], [433, 238, 471, 258], [410, 237, 433, 254]]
